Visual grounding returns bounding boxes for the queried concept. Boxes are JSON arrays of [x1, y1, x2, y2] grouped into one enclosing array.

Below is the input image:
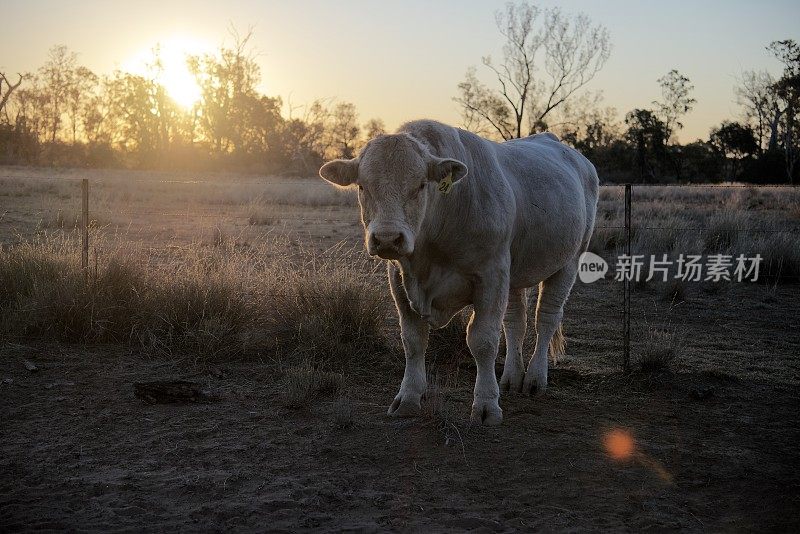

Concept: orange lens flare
[[603, 428, 673, 484], [604, 429, 635, 460]]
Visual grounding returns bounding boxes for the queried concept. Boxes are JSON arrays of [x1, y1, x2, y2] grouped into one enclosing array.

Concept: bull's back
[[496, 134, 599, 286]]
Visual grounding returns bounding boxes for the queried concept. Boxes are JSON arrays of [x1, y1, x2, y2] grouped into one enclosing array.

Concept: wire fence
[[7, 177, 800, 371]]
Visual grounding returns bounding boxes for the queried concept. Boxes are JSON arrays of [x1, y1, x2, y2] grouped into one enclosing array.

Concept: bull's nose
[[370, 231, 405, 251]]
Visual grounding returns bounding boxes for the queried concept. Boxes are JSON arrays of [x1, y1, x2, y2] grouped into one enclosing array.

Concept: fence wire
[[4, 177, 799, 374], [7, 179, 800, 303]]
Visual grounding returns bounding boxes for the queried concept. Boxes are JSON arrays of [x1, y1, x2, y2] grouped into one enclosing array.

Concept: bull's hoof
[[470, 399, 503, 426], [387, 395, 421, 418], [522, 371, 547, 396], [499, 372, 524, 394]]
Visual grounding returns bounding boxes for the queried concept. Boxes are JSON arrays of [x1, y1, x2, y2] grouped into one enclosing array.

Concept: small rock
[[22, 359, 39, 372]]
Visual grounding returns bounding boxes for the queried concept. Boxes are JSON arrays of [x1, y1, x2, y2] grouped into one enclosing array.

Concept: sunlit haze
[[120, 36, 211, 109], [2, 0, 799, 140]]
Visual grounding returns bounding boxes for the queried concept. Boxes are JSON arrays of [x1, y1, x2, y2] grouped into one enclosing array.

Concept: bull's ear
[[319, 158, 359, 187], [428, 157, 468, 184]]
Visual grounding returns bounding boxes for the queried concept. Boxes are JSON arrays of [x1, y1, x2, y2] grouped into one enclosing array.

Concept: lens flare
[[603, 428, 673, 484], [604, 429, 635, 460]]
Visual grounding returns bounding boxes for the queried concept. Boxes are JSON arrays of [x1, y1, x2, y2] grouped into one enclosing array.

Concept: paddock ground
[[1, 167, 799, 531]]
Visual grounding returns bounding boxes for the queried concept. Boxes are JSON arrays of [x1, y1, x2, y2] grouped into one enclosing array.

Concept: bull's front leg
[[467, 268, 509, 426], [387, 262, 430, 417]]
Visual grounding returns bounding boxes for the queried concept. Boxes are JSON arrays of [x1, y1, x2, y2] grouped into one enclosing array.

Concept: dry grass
[[281, 360, 345, 410], [0, 233, 391, 365], [247, 204, 280, 226], [636, 325, 684, 373], [590, 185, 800, 283], [2, 169, 799, 381], [421, 374, 466, 452]]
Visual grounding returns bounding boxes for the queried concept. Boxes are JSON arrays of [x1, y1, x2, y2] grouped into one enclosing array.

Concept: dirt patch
[[2, 346, 798, 532]]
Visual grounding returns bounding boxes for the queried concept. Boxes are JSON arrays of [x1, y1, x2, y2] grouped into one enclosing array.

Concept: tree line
[[454, 3, 799, 184], [0, 32, 385, 175], [1, 4, 798, 183]]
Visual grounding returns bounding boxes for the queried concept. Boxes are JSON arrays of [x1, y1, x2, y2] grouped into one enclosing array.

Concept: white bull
[[320, 120, 598, 425]]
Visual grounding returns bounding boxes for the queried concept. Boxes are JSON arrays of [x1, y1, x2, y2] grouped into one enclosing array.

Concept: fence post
[[623, 183, 631, 372], [81, 178, 89, 281]]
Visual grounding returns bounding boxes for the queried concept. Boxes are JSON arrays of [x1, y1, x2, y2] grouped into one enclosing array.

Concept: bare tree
[[736, 70, 783, 153], [454, 2, 611, 140], [768, 39, 800, 182], [0, 72, 24, 122]]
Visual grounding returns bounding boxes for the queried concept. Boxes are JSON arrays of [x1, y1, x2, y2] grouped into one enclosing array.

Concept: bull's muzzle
[[367, 229, 413, 259]]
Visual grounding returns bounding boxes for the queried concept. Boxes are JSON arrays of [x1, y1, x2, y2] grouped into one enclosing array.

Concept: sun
[[124, 36, 209, 109], [158, 42, 202, 108]]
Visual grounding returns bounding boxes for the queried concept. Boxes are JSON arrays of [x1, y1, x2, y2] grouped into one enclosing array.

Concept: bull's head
[[319, 134, 468, 259]]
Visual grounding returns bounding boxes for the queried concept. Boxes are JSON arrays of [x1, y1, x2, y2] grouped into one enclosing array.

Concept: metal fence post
[[623, 183, 631, 372], [82, 179, 89, 281]]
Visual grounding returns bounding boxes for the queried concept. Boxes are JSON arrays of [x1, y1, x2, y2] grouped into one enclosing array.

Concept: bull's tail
[[549, 323, 566, 364]]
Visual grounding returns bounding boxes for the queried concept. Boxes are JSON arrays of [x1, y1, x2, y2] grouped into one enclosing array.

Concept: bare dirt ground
[[2, 167, 800, 531], [2, 344, 798, 532]]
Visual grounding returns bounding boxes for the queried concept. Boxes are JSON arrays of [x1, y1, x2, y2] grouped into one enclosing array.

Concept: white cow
[[320, 120, 598, 425]]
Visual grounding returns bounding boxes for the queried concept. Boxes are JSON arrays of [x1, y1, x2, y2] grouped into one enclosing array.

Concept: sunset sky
[[3, 0, 799, 142]]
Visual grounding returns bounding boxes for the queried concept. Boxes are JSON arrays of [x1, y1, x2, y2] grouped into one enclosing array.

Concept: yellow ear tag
[[438, 172, 453, 195]]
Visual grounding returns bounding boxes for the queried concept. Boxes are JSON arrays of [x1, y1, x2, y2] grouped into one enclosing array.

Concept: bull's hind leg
[[522, 263, 578, 396], [387, 263, 430, 417], [500, 287, 528, 394]]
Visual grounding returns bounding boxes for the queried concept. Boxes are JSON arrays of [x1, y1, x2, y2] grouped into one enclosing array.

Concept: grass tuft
[[281, 360, 345, 410], [636, 325, 683, 373]]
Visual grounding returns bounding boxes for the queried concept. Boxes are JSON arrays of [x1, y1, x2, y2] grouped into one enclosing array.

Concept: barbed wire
[[601, 183, 800, 189], [17, 214, 800, 235], [8, 175, 800, 188], [10, 213, 800, 236], [594, 225, 800, 234]]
